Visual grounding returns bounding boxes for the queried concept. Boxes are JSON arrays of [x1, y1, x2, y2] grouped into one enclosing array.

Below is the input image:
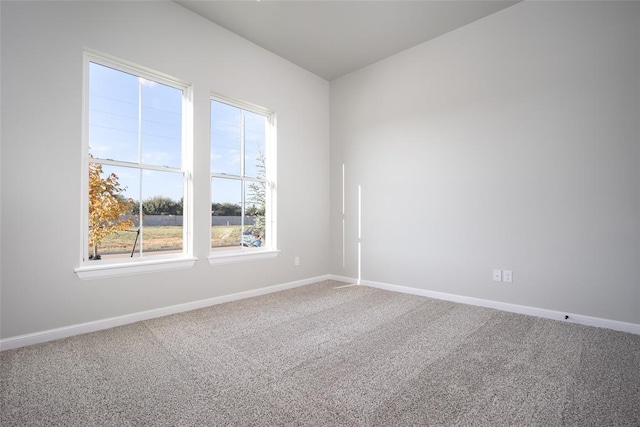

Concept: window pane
[[88, 63, 139, 163], [211, 177, 242, 249], [137, 170, 184, 256], [244, 111, 266, 179], [87, 164, 185, 260], [141, 169, 184, 207], [211, 101, 242, 176], [244, 181, 266, 248], [140, 81, 183, 168], [88, 163, 140, 259], [89, 63, 183, 168]]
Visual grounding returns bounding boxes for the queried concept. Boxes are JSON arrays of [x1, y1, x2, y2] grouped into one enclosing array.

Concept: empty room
[[1, 0, 639, 425]]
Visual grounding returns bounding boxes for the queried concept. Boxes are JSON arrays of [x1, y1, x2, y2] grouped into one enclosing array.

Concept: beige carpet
[[2, 280, 639, 426]]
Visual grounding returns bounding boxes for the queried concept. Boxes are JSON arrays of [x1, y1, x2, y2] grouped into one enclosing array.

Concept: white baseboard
[[3, 273, 637, 351], [331, 276, 640, 335], [0, 274, 332, 351]]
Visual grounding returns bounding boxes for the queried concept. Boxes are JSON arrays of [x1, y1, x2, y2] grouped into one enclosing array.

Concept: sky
[[88, 62, 266, 207]]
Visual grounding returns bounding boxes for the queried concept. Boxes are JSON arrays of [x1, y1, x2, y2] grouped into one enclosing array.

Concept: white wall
[[0, 1, 330, 338], [330, 1, 640, 324], [2, 1, 639, 341]]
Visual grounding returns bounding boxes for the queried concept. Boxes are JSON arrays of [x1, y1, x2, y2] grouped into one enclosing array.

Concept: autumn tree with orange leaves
[[88, 162, 134, 260]]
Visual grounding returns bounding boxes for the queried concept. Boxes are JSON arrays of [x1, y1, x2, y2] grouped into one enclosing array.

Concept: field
[[95, 225, 243, 255]]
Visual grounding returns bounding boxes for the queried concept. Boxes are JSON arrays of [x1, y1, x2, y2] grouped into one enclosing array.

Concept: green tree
[[142, 196, 181, 215], [247, 153, 266, 243], [130, 196, 183, 215], [211, 202, 242, 216]]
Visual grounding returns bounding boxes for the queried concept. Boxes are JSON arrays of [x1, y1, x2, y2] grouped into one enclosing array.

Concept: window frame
[[208, 93, 278, 264], [75, 51, 195, 280]]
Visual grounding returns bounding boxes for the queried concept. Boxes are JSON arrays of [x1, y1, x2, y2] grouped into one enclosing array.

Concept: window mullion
[[240, 110, 246, 178], [137, 78, 143, 165], [241, 180, 246, 246], [138, 168, 143, 257], [240, 110, 246, 243], [137, 75, 144, 259]]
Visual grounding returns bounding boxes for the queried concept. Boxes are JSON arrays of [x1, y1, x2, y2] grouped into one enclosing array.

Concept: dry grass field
[[94, 225, 243, 256]]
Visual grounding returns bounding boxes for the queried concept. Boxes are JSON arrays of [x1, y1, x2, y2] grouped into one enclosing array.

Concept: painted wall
[[0, 1, 330, 338], [330, 1, 640, 324]]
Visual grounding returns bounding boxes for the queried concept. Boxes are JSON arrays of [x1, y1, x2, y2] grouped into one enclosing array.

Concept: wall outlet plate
[[493, 269, 502, 282], [503, 270, 512, 283]]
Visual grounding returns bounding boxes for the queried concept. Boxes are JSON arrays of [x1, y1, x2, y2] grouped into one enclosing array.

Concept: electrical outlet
[[493, 269, 502, 282], [503, 270, 512, 283], [294, 256, 300, 266]]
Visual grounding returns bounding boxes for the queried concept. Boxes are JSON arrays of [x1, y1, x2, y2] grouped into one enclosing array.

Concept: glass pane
[[138, 170, 184, 256], [244, 111, 266, 179], [211, 101, 242, 176], [243, 181, 266, 248], [87, 164, 185, 260], [88, 163, 140, 260], [89, 62, 183, 168], [88, 63, 140, 163], [140, 80, 183, 168], [211, 177, 242, 249]]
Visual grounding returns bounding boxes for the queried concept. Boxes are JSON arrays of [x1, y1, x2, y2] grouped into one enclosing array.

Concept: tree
[[247, 153, 266, 243], [211, 202, 242, 216], [130, 197, 183, 216], [142, 196, 182, 215], [88, 162, 134, 260]]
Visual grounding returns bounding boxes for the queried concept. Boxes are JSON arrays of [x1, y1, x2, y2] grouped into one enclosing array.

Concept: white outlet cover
[[503, 270, 513, 283], [493, 269, 502, 282]]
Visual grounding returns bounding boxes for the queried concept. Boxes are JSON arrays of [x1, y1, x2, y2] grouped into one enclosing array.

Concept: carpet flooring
[[1, 280, 639, 426]]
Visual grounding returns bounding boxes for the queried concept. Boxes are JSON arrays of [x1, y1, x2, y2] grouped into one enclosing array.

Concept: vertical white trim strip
[[342, 163, 345, 215], [342, 218, 346, 269], [357, 243, 362, 285], [358, 185, 361, 240], [342, 163, 346, 269], [357, 184, 362, 284]]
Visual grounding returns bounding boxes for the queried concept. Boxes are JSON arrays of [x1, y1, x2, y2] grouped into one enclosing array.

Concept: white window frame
[[75, 51, 195, 280], [208, 94, 278, 265]]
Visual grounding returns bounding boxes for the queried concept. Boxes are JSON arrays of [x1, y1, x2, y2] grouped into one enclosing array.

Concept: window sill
[[75, 256, 197, 280], [208, 249, 280, 265]]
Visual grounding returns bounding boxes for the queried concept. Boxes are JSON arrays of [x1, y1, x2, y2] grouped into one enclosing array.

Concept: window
[[210, 96, 277, 262], [77, 52, 193, 278]]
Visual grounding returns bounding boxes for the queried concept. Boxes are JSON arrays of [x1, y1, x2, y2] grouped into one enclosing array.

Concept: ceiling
[[175, 0, 520, 81]]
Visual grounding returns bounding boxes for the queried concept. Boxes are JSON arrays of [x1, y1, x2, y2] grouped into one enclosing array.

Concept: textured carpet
[[1, 280, 639, 426]]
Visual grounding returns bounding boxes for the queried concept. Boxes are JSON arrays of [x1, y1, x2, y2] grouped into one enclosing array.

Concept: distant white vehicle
[[241, 230, 262, 247]]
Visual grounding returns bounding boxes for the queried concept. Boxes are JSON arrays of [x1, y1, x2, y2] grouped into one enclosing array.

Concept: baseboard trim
[[328, 275, 640, 335], [4, 274, 636, 351], [0, 274, 332, 351]]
